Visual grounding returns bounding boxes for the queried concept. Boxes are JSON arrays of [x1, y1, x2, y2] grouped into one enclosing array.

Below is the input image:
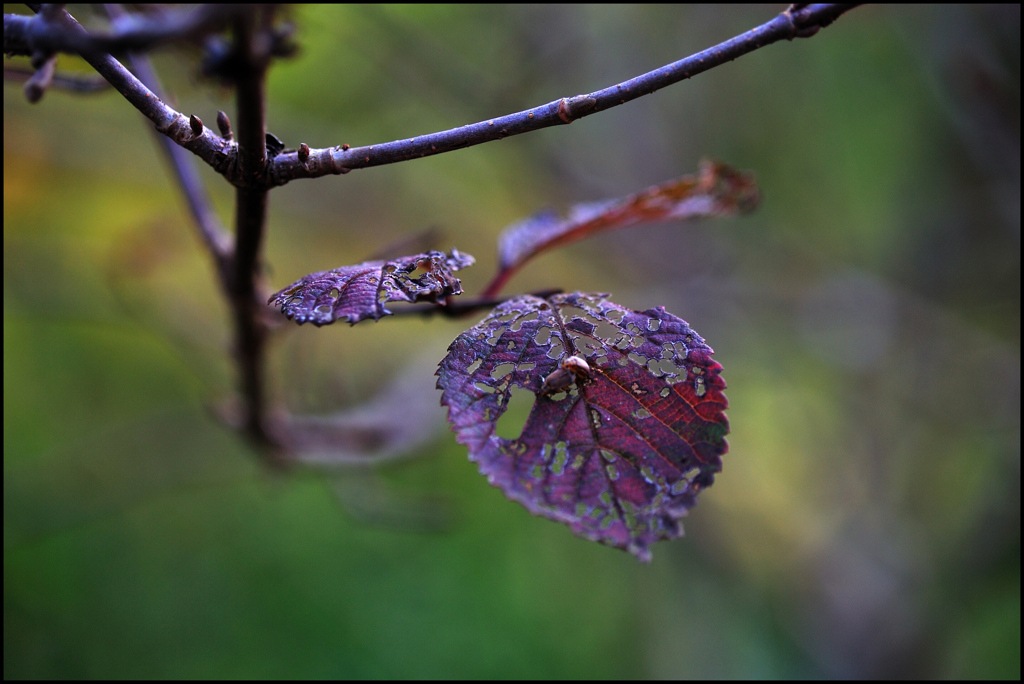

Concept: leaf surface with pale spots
[[437, 291, 728, 561], [269, 250, 474, 326]]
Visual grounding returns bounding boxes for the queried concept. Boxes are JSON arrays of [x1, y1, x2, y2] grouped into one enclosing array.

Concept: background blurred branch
[[5, 6, 244, 180], [100, 4, 233, 281], [3, 63, 110, 93], [3, 4, 245, 57]]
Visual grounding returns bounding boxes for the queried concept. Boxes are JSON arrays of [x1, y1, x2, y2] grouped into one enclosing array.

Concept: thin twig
[[3, 5, 245, 58], [267, 4, 859, 186], [132, 75, 234, 282], [22, 52, 56, 102], [6, 5, 858, 192], [8, 7, 242, 180], [100, 6, 234, 281], [4, 63, 110, 92]]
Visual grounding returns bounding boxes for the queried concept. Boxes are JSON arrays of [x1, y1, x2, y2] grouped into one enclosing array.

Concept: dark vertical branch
[[229, 9, 274, 454]]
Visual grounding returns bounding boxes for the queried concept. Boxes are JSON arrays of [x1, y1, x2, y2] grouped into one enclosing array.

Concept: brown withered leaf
[[486, 161, 758, 296]]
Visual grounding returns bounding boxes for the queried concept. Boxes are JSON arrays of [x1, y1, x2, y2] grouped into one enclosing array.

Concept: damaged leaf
[[437, 291, 728, 562], [485, 161, 758, 296], [269, 249, 474, 326]]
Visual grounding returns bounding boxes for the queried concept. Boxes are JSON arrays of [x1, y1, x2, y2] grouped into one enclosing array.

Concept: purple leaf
[[437, 292, 728, 561], [484, 161, 758, 296], [269, 250, 475, 326]]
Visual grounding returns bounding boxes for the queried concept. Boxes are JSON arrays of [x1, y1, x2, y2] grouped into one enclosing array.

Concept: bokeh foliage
[[5, 5, 1019, 678]]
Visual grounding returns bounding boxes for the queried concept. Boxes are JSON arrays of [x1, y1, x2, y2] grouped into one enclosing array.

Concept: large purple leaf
[[484, 161, 758, 296], [269, 250, 474, 326], [437, 291, 728, 561]]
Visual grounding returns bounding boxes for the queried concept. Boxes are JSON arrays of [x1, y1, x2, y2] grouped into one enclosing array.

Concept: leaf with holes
[[484, 161, 758, 296], [436, 291, 728, 561], [269, 250, 474, 326]]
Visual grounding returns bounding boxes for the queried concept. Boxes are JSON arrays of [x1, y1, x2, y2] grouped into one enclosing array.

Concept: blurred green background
[[5, 5, 1019, 678]]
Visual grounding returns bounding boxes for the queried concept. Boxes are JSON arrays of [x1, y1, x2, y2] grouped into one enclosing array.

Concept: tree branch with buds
[[3, 3, 859, 462]]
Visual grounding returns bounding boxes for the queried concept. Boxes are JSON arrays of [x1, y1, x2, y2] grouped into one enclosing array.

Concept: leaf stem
[[388, 289, 564, 319]]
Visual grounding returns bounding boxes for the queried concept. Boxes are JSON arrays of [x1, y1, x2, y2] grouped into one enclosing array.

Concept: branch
[[5, 7, 242, 181], [4, 63, 110, 93], [267, 3, 859, 186], [10, 5, 285, 458], [3, 5, 245, 58], [7, 4, 858, 192], [387, 289, 564, 319], [228, 8, 277, 455], [21, 52, 55, 102], [98, 5, 234, 282], [125, 71, 234, 281]]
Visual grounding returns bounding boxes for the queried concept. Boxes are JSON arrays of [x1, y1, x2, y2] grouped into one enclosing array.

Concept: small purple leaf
[[437, 292, 728, 562], [269, 249, 474, 326]]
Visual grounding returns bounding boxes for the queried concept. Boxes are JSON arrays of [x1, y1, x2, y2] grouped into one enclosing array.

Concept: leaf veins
[[437, 291, 728, 561]]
